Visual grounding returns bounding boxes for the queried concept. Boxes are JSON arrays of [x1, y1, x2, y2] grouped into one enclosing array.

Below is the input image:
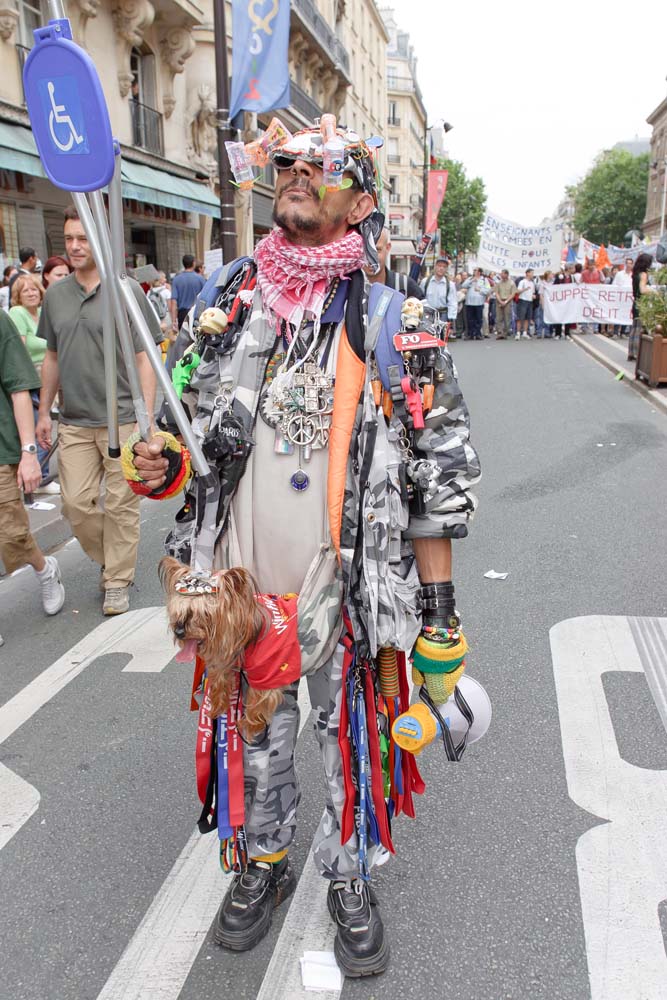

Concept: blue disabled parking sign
[[23, 18, 115, 191]]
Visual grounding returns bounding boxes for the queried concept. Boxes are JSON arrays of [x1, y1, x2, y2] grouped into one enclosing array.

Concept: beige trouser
[[0, 464, 43, 573], [58, 423, 140, 588]]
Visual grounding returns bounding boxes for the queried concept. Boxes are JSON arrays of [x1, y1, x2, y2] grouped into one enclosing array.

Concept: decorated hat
[[226, 114, 385, 271]]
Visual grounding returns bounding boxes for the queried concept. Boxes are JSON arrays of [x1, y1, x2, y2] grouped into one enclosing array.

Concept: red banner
[[425, 170, 448, 234]]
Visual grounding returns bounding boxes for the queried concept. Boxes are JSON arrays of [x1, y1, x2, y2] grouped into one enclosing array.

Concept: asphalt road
[[1, 336, 666, 1000]]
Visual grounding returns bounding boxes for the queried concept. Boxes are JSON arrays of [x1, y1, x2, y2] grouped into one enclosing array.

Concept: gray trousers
[[241, 639, 380, 880], [495, 302, 512, 336]]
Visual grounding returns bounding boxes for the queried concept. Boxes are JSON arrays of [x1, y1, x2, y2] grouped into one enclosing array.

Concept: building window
[[17, 0, 45, 48], [389, 176, 400, 204], [388, 101, 399, 126], [129, 46, 164, 156], [387, 137, 400, 164]]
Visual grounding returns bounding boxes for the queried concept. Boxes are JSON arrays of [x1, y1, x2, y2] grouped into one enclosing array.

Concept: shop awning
[[0, 121, 219, 217], [120, 160, 220, 218], [0, 121, 45, 178], [389, 237, 418, 257]]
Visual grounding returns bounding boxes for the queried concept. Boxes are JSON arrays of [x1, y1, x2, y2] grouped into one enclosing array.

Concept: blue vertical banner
[[229, 0, 290, 122]]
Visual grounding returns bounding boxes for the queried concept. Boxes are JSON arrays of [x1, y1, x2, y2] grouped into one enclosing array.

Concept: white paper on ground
[[484, 570, 508, 580], [28, 501, 56, 511], [299, 951, 343, 992]]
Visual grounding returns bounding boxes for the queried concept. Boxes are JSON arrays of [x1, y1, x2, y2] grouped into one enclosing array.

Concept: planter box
[[635, 330, 667, 388]]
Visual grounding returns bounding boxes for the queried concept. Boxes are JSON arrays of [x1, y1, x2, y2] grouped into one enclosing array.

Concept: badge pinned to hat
[[224, 113, 385, 272]]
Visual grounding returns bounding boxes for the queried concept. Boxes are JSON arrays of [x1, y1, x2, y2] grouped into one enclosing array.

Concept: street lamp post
[[213, 0, 237, 262]]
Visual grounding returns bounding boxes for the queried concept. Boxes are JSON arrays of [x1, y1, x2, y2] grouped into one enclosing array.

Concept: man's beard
[[273, 179, 345, 240]]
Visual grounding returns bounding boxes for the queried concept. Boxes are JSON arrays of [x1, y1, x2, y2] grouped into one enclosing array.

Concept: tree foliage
[[434, 158, 487, 260], [570, 149, 649, 246]]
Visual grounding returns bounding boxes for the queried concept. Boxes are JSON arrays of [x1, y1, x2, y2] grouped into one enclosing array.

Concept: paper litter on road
[[484, 570, 508, 580], [28, 501, 56, 510], [300, 951, 343, 992]]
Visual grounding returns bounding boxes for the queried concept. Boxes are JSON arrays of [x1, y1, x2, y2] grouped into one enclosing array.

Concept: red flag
[[425, 170, 448, 234]]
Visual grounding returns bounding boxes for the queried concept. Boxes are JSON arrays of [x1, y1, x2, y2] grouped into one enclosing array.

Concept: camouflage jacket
[[167, 270, 481, 659]]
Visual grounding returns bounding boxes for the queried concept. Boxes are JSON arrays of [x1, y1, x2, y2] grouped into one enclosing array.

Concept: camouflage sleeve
[[403, 349, 481, 540]]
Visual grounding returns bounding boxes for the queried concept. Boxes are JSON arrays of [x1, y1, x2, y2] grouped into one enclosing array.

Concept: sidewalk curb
[[571, 334, 667, 417]]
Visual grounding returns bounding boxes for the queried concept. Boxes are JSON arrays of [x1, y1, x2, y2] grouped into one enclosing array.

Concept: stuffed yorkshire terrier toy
[[159, 557, 301, 737]]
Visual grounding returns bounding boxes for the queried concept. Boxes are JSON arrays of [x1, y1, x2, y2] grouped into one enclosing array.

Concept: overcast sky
[[387, 0, 667, 224]]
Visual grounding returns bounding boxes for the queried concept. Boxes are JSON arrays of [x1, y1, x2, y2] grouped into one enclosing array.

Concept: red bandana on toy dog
[[244, 594, 300, 689]]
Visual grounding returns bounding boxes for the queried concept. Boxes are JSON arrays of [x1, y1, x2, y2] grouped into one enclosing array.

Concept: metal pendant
[[274, 428, 294, 455], [290, 469, 310, 492]]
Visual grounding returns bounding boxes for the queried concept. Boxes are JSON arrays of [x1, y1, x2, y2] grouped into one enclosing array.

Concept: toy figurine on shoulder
[[127, 110, 482, 980]]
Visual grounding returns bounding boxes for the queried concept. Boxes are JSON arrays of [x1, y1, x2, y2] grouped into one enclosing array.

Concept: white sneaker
[[514, 332, 520, 340], [521, 332, 531, 339], [34, 481, 61, 495], [0, 633, 4, 647], [36, 555, 65, 615]]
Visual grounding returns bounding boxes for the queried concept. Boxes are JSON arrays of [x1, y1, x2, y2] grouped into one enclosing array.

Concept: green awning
[[0, 121, 45, 178], [0, 120, 219, 217], [120, 160, 220, 218]]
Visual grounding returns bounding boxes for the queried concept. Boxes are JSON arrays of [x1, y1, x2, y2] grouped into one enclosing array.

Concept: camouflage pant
[[242, 638, 383, 880]]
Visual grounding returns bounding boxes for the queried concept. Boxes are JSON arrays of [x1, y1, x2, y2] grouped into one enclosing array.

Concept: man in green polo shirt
[[0, 311, 65, 644], [36, 205, 161, 616]]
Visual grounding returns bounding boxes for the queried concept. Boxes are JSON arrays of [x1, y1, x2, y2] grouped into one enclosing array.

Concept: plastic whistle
[[225, 141, 255, 189], [320, 113, 345, 192], [401, 376, 425, 429]]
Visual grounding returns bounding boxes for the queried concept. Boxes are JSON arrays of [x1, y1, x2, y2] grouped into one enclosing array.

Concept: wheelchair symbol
[[47, 81, 84, 152]]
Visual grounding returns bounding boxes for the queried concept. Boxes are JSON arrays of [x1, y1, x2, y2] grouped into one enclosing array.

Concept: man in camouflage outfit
[[134, 120, 480, 978]]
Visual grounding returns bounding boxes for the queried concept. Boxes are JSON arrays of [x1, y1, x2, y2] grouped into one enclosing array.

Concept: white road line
[[95, 681, 314, 1000], [0, 763, 40, 851], [256, 852, 338, 1000], [550, 615, 667, 1000], [121, 609, 175, 672], [0, 607, 169, 745]]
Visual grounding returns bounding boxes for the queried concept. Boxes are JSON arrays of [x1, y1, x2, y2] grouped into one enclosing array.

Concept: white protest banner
[[478, 211, 564, 276], [543, 284, 633, 326], [607, 242, 658, 266]]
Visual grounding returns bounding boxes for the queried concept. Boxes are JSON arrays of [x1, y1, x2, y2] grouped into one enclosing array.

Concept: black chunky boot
[[214, 857, 295, 951], [327, 879, 389, 977]]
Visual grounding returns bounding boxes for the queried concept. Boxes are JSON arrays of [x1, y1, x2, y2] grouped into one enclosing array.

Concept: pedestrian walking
[[42, 256, 73, 289], [35, 205, 162, 616], [422, 256, 458, 330], [0, 309, 65, 644], [8, 246, 39, 298], [1, 264, 18, 312], [515, 268, 535, 339], [131, 115, 480, 978], [628, 253, 656, 362], [494, 269, 517, 339], [366, 228, 424, 298], [462, 267, 490, 340], [169, 254, 205, 333], [7, 274, 59, 494]]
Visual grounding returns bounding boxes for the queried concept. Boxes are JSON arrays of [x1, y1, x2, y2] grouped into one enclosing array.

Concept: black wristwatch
[[21, 443, 38, 455]]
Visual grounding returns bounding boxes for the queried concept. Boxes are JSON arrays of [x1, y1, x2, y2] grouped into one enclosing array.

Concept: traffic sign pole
[[23, 0, 212, 478]]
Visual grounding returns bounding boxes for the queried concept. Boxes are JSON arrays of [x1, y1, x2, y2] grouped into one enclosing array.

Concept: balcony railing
[[130, 99, 164, 156], [16, 45, 30, 102], [290, 81, 322, 123], [291, 0, 350, 77], [387, 116, 401, 126], [387, 77, 414, 93], [387, 154, 401, 164]]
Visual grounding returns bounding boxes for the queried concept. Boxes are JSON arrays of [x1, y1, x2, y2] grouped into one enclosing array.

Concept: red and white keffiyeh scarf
[[254, 227, 366, 331]]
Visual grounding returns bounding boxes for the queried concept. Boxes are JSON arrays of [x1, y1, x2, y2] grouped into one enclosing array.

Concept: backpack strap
[[367, 282, 407, 392]]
